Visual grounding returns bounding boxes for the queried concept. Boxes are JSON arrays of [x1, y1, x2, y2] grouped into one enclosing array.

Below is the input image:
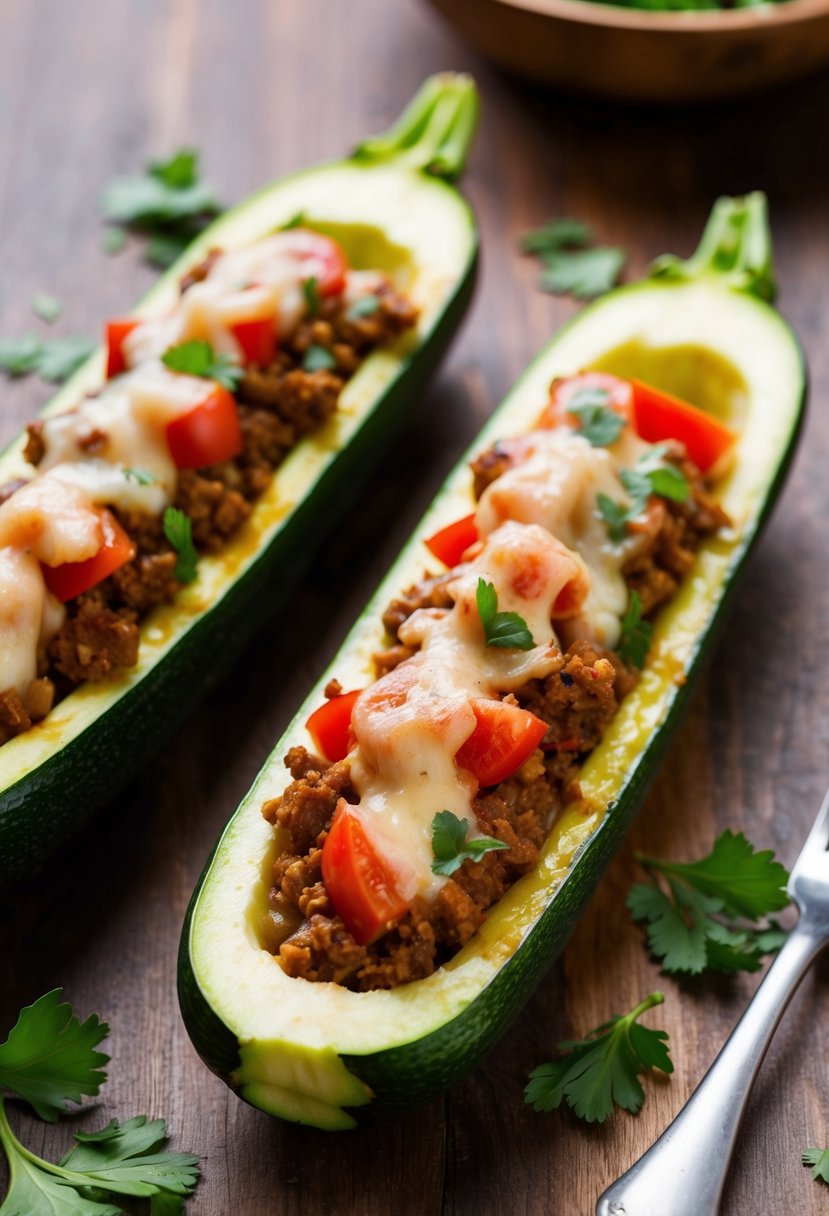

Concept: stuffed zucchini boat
[[0, 73, 479, 882], [179, 194, 806, 1130]]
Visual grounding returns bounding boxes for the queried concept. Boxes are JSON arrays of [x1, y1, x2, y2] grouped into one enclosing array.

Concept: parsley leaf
[[346, 294, 381, 322], [598, 445, 690, 543], [565, 386, 625, 447], [540, 247, 626, 300], [617, 590, 652, 670], [302, 344, 336, 373], [123, 468, 156, 486], [302, 276, 320, 317], [431, 810, 509, 877], [32, 293, 62, 324], [163, 508, 198, 584], [145, 232, 192, 270], [476, 578, 534, 650], [37, 337, 97, 383], [628, 830, 790, 975], [519, 218, 592, 255], [148, 149, 198, 190], [0, 333, 43, 377], [0, 990, 108, 1122], [525, 992, 672, 1123], [161, 339, 242, 392], [60, 1116, 200, 1200], [634, 443, 690, 504], [803, 1147, 829, 1184]]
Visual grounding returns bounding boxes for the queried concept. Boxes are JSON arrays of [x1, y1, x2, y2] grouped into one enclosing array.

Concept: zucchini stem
[[649, 192, 776, 302], [353, 73, 479, 181]]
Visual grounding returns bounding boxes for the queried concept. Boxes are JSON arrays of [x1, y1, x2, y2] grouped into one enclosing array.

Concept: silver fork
[[596, 783, 829, 1216]]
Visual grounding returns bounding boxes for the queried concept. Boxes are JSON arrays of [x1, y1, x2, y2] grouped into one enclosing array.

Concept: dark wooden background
[[1, 1, 829, 1212]]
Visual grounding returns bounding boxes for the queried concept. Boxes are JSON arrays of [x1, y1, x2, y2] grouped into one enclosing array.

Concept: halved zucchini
[[0, 74, 479, 882], [178, 194, 806, 1130]]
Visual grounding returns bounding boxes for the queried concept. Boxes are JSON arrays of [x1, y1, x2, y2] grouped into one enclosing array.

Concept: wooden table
[[1, 2, 828, 1212]]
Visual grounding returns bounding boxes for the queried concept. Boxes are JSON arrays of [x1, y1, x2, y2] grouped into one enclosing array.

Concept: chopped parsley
[[476, 578, 534, 650], [521, 217, 625, 300], [31, 293, 62, 324], [161, 339, 243, 392], [617, 590, 652, 670], [525, 992, 672, 1123], [163, 507, 199, 583], [303, 343, 337, 373], [346, 294, 381, 322], [598, 444, 690, 542], [565, 386, 625, 447], [0, 334, 96, 384], [431, 810, 509, 877], [803, 1147, 829, 1185], [0, 333, 43, 377], [302, 275, 320, 317], [123, 467, 156, 486], [0, 990, 200, 1213], [627, 830, 790, 975]]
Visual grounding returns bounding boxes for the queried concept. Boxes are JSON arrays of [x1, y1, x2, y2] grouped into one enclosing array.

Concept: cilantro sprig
[[520, 218, 625, 300], [598, 443, 690, 542], [803, 1147, 829, 1185], [628, 830, 790, 975], [0, 335, 96, 384], [431, 810, 509, 877], [565, 386, 625, 447], [525, 992, 672, 1123], [102, 148, 222, 269], [617, 590, 652, 670], [476, 579, 534, 651], [163, 508, 198, 584], [161, 339, 242, 392], [0, 990, 200, 1214]]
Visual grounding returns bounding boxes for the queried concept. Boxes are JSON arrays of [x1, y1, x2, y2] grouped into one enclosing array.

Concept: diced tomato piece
[[231, 317, 277, 368], [277, 229, 348, 296], [105, 318, 141, 378], [321, 800, 408, 945], [424, 513, 478, 568], [455, 698, 548, 787], [540, 372, 634, 430], [165, 386, 243, 470], [305, 689, 363, 763], [42, 509, 135, 603], [630, 379, 737, 473]]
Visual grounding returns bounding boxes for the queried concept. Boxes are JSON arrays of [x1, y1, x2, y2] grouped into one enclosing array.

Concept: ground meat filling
[[3, 264, 417, 730], [263, 433, 729, 991]]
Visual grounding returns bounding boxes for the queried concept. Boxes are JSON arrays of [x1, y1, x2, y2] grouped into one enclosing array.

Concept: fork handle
[[596, 917, 828, 1216]]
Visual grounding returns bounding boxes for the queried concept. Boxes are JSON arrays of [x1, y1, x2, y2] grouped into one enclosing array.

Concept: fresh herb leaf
[[60, 1116, 200, 1199], [161, 339, 242, 392], [123, 468, 156, 486], [32, 293, 62, 324], [596, 493, 630, 543], [163, 508, 198, 584], [635, 443, 689, 504], [803, 1147, 829, 1184], [566, 386, 625, 447], [144, 232, 190, 270], [525, 992, 672, 1123], [628, 830, 790, 975], [0, 333, 43, 377], [148, 149, 198, 190], [539, 246, 626, 300], [37, 337, 97, 383], [280, 211, 306, 230], [302, 344, 336, 373], [617, 590, 652, 670], [102, 226, 128, 255], [302, 276, 320, 317], [431, 810, 509, 877], [476, 578, 535, 650], [346, 294, 381, 322], [519, 218, 592, 255], [598, 445, 690, 542], [0, 990, 108, 1122]]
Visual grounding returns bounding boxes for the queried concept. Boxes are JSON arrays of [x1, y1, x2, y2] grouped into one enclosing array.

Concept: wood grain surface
[[1, 2, 828, 1213]]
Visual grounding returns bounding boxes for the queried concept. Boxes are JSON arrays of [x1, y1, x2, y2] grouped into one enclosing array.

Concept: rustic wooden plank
[[1, 1, 829, 1213]]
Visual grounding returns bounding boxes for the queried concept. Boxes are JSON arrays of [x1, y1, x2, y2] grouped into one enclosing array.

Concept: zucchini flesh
[[179, 194, 806, 1129], [0, 75, 479, 882]]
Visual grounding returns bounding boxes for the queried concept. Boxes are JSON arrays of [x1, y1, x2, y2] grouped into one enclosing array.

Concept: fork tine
[[788, 781, 829, 892]]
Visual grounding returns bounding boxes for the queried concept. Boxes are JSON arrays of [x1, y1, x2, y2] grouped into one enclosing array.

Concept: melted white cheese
[[348, 522, 583, 897]]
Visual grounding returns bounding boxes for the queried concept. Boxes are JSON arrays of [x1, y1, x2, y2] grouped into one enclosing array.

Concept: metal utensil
[[596, 784, 829, 1216]]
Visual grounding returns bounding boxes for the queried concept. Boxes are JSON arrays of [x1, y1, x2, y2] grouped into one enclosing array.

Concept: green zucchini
[[0, 74, 479, 883], [178, 194, 806, 1131]]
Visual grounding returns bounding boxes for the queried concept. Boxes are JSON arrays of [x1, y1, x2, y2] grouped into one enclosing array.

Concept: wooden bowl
[[426, 0, 829, 101]]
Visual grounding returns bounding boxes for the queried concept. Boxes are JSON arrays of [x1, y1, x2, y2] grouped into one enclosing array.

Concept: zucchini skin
[[0, 258, 477, 884]]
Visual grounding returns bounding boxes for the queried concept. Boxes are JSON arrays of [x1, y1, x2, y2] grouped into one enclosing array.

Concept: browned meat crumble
[[261, 434, 729, 991]]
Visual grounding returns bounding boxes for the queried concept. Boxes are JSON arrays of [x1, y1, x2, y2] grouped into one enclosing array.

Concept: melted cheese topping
[[349, 522, 586, 897]]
